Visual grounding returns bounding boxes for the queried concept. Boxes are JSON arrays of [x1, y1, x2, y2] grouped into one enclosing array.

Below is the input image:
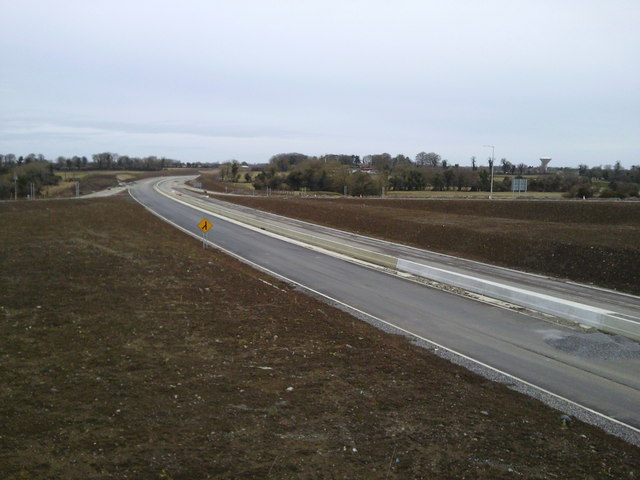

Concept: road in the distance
[[130, 177, 640, 439]]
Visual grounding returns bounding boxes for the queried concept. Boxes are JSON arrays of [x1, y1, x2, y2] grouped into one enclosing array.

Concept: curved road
[[130, 177, 640, 442]]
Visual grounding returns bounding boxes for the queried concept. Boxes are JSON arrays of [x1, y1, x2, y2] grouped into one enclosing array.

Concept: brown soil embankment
[[1, 197, 638, 478]]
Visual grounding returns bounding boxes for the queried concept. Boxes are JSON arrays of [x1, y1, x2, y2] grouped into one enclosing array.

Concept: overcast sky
[[1, 0, 638, 167]]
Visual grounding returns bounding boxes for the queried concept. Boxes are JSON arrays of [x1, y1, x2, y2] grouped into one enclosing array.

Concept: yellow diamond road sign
[[198, 218, 212, 233]]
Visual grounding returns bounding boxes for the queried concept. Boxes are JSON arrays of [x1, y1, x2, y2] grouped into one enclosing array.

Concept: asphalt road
[[130, 177, 640, 440]]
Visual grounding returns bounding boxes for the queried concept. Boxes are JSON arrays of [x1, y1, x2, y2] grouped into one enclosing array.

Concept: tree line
[[223, 152, 640, 199], [0, 152, 182, 199], [3, 149, 638, 200]]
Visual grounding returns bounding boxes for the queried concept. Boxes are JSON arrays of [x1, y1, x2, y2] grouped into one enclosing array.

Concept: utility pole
[[483, 145, 495, 199]]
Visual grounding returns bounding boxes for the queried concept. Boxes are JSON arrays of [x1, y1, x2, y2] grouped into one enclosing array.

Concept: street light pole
[[483, 145, 495, 199]]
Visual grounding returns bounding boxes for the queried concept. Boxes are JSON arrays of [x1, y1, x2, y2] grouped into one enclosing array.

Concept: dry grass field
[[385, 190, 564, 199], [1, 195, 639, 478], [42, 169, 204, 198]]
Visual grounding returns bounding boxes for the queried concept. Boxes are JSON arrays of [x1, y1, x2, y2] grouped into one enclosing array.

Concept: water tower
[[540, 157, 551, 173]]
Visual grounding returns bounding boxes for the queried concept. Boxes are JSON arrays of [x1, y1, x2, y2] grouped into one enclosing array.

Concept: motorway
[[130, 177, 640, 441]]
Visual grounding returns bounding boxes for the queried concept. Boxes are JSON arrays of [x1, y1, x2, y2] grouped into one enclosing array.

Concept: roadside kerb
[[397, 259, 640, 341]]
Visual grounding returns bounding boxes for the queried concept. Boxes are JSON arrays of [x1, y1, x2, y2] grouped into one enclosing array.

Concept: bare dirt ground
[[212, 195, 640, 295], [1, 196, 639, 479]]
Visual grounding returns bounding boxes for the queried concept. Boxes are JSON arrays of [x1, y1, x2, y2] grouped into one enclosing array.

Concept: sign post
[[511, 178, 528, 196], [198, 218, 212, 249]]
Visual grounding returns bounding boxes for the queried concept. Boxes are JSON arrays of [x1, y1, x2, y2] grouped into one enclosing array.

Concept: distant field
[[44, 169, 203, 197], [193, 171, 253, 192], [56, 170, 137, 180], [1, 196, 638, 478], [385, 190, 564, 199]]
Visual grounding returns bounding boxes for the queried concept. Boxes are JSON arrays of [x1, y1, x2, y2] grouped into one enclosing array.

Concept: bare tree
[[415, 152, 441, 167]]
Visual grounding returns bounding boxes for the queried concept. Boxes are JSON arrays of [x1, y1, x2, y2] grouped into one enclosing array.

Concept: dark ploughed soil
[[1, 196, 638, 479], [213, 195, 640, 295]]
